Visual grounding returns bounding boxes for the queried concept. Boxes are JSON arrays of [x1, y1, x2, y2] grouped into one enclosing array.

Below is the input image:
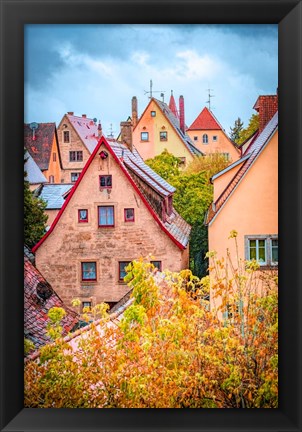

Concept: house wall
[[208, 131, 278, 310], [57, 115, 91, 183], [45, 209, 59, 228], [133, 100, 194, 165], [35, 144, 189, 309], [212, 161, 246, 202], [187, 129, 240, 163], [43, 135, 62, 183]]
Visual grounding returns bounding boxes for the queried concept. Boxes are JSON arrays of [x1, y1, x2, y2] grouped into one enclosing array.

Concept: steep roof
[[24, 123, 57, 171], [36, 184, 74, 210], [66, 114, 99, 153], [153, 99, 203, 157], [24, 151, 47, 185], [24, 251, 78, 352], [168, 92, 179, 120], [205, 111, 278, 225], [32, 136, 191, 252], [188, 107, 222, 131]]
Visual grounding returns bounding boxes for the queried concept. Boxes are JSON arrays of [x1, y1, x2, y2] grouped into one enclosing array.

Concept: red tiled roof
[[24, 123, 56, 171], [32, 136, 191, 253], [66, 114, 99, 153], [188, 107, 222, 131], [168, 92, 179, 120], [205, 112, 278, 225], [24, 251, 78, 352]]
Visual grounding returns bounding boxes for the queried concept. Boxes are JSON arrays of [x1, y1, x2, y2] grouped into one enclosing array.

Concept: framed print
[[1, 0, 301, 431]]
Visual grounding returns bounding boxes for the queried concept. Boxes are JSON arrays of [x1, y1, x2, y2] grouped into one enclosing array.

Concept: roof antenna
[[29, 122, 39, 141], [144, 79, 165, 100], [107, 123, 115, 139], [206, 88, 215, 111]]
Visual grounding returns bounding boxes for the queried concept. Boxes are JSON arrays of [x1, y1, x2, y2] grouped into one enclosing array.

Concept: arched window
[[202, 134, 208, 144]]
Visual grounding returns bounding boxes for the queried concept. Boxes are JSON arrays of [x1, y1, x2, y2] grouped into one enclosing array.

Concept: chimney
[[132, 96, 138, 128], [67, 111, 74, 115], [82, 114, 87, 118], [179, 95, 185, 134], [98, 121, 102, 138], [120, 120, 133, 152], [253, 93, 278, 132]]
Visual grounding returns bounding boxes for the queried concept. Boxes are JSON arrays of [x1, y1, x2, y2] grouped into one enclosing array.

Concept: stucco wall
[[187, 129, 240, 162], [43, 136, 62, 183], [35, 144, 189, 309]]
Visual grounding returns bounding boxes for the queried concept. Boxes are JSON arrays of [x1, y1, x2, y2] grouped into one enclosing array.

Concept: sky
[[24, 24, 278, 138]]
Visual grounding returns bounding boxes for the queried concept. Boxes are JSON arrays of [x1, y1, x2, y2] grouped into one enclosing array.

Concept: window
[[53, 153, 56, 162], [99, 175, 112, 188], [202, 134, 208, 144], [141, 132, 149, 141], [160, 131, 167, 141], [69, 151, 83, 162], [124, 208, 135, 222], [81, 262, 96, 281], [213, 135, 218, 142], [151, 261, 162, 271], [78, 209, 88, 223], [151, 111, 156, 117], [82, 301, 92, 310], [98, 206, 114, 227], [49, 175, 54, 183], [71, 172, 80, 182], [194, 136, 198, 141], [119, 261, 131, 281], [63, 131, 70, 143], [245, 235, 278, 266]]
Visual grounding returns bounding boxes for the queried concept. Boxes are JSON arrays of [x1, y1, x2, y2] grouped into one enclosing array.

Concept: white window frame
[[202, 134, 208, 144], [244, 235, 278, 267]]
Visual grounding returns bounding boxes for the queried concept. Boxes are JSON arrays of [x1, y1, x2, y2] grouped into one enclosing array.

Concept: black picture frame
[[0, 0, 301, 431]]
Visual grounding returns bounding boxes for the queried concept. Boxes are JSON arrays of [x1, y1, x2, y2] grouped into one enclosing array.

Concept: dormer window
[[160, 131, 168, 141]]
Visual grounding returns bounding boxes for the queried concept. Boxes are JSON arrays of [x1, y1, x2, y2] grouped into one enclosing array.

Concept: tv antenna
[[206, 88, 215, 111], [29, 122, 39, 140], [107, 123, 115, 139], [144, 79, 165, 99]]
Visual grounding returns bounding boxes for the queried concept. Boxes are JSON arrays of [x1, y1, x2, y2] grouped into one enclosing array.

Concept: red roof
[[188, 107, 222, 131], [24, 123, 57, 171], [168, 92, 179, 120], [24, 249, 78, 352]]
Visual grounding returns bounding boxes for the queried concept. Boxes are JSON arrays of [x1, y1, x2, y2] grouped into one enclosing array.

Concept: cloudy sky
[[24, 24, 278, 137]]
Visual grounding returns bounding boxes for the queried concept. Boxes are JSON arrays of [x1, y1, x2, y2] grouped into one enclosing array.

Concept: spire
[[168, 90, 179, 120]]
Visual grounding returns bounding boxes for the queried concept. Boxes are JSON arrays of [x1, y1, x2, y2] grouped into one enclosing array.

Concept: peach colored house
[[186, 107, 240, 163], [32, 136, 191, 311], [24, 123, 62, 183], [132, 95, 203, 167], [205, 95, 278, 313], [57, 113, 102, 183]]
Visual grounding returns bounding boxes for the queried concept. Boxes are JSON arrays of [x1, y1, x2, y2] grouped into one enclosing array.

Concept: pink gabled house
[[32, 136, 191, 311], [205, 94, 278, 311]]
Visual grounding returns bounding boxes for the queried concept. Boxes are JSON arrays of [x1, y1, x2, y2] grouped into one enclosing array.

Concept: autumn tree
[[24, 250, 278, 409], [229, 117, 244, 143], [24, 150, 48, 247]]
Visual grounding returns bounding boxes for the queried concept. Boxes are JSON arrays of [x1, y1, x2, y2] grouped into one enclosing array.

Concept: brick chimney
[[82, 114, 87, 118], [179, 95, 185, 134], [132, 96, 138, 128], [98, 121, 102, 138], [253, 92, 278, 133], [67, 112, 74, 115], [120, 120, 132, 152]]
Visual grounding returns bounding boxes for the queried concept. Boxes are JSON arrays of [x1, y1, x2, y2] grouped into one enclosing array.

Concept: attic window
[[151, 111, 156, 117], [213, 135, 218, 142], [69, 151, 83, 162], [99, 175, 112, 189], [194, 136, 198, 141], [98, 206, 114, 227], [63, 131, 70, 143], [160, 131, 167, 141], [124, 208, 135, 222], [71, 172, 80, 182], [141, 132, 149, 141]]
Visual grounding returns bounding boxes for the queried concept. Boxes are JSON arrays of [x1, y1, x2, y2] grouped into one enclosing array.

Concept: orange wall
[[209, 130, 278, 264], [133, 100, 194, 165], [212, 161, 246, 201], [187, 129, 240, 163], [43, 135, 61, 183]]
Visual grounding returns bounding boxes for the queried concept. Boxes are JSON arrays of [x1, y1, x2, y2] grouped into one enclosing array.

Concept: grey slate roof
[[36, 184, 74, 209], [24, 151, 47, 185], [155, 99, 203, 157]]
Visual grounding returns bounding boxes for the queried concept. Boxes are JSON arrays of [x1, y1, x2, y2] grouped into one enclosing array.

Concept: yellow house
[[132, 95, 203, 167], [187, 107, 240, 163], [205, 95, 278, 313], [24, 123, 62, 183]]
